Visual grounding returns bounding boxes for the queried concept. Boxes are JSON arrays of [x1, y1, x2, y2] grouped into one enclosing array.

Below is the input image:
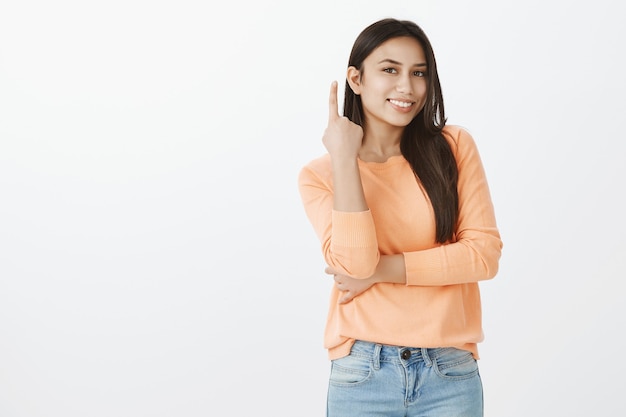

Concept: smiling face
[[347, 36, 428, 135]]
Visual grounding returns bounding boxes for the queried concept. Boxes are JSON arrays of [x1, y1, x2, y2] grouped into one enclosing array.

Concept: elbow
[[459, 231, 502, 282], [481, 259, 500, 281], [325, 249, 380, 279], [478, 239, 503, 281], [349, 260, 379, 279]]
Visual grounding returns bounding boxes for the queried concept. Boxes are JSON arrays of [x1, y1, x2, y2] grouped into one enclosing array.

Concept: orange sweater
[[298, 125, 503, 360]]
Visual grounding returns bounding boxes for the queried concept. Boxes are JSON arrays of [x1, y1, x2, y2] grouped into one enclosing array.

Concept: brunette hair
[[344, 18, 458, 243]]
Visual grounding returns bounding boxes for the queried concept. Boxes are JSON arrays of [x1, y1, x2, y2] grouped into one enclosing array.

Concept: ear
[[346, 66, 361, 95]]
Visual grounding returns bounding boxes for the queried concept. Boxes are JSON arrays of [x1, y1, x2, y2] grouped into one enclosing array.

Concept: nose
[[395, 74, 413, 94]]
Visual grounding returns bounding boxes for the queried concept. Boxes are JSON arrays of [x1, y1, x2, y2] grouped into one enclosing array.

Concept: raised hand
[[322, 81, 363, 160]]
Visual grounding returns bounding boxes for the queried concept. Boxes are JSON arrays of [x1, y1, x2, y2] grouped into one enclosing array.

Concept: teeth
[[389, 99, 412, 108]]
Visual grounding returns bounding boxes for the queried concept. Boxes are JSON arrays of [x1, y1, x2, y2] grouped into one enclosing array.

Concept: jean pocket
[[329, 353, 372, 386], [431, 348, 479, 380]]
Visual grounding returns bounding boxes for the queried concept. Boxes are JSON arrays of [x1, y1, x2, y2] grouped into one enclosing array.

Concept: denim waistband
[[349, 340, 453, 369]]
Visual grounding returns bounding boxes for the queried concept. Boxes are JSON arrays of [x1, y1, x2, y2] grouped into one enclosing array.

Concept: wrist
[[331, 154, 359, 168], [376, 254, 407, 285]]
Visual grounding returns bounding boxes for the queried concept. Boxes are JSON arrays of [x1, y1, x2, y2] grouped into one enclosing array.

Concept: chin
[[389, 116, 417, 128]]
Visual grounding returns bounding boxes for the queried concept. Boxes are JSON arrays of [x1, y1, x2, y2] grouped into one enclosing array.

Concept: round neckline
[[357, 154, 406, 165]]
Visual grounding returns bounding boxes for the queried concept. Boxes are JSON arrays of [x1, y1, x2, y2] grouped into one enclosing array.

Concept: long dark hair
[[344, 18, 458, 243]]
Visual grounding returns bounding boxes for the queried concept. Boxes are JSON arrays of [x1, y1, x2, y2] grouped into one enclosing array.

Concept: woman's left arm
[[400, 127, 503, 286]]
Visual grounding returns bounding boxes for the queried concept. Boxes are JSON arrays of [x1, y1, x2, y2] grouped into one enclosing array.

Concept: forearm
[[331, 157, 368, 212], [372, 254, 406, 284], [328, 157, 377, 277], [403, 232, 501, 286], [298, 161, 379, 279]]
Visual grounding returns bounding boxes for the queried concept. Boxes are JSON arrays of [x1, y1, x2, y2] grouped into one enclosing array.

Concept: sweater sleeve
[[298, 158, 380, 279], [403, 127, 503, 286]]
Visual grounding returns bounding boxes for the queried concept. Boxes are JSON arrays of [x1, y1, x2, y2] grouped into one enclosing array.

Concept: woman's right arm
[[297, 81, 379, 278], [324, 81, 367, 212]]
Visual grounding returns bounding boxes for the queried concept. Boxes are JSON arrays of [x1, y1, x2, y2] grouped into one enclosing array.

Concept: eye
[[413, 70, 426, 77], [383, 68, 397, 74]]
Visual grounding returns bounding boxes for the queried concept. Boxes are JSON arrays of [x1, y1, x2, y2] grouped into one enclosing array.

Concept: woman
[[298, 18, 503, 416]]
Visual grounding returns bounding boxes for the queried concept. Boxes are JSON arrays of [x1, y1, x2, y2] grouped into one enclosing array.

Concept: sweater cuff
[[331, 210, 378, 248], [403, 249, 442, 286]]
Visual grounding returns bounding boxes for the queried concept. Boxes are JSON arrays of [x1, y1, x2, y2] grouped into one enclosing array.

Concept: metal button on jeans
[[401, 349, 411, 360]]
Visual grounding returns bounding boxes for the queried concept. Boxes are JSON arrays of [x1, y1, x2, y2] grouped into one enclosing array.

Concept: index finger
[[328, 81, 339, 122]]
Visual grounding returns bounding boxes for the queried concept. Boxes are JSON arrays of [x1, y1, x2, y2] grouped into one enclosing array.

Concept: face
[[348, 36, 428, 132]]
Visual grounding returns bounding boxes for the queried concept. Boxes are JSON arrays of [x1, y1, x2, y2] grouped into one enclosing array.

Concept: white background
[[1, 0, 624, 416]]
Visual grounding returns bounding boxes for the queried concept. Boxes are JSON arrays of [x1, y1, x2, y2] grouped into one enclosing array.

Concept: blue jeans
[[327, 340, 483, 417]]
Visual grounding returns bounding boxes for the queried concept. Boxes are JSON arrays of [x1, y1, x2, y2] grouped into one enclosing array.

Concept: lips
[[388, 99, 413, 108], [388, 99, 415, 112]]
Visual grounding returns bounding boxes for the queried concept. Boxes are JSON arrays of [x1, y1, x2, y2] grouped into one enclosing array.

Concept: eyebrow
[[378, 58, 427, 67]]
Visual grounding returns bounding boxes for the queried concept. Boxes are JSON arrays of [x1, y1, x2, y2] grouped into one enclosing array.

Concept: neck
[[359, 123, 404, 162]]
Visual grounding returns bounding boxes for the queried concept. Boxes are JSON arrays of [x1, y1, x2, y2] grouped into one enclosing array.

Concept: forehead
[[366, 36, 426, 64]]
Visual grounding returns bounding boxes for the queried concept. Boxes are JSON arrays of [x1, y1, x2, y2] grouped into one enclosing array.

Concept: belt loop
[[373, 344, 382, 370], [421, 347, 433, 366]]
